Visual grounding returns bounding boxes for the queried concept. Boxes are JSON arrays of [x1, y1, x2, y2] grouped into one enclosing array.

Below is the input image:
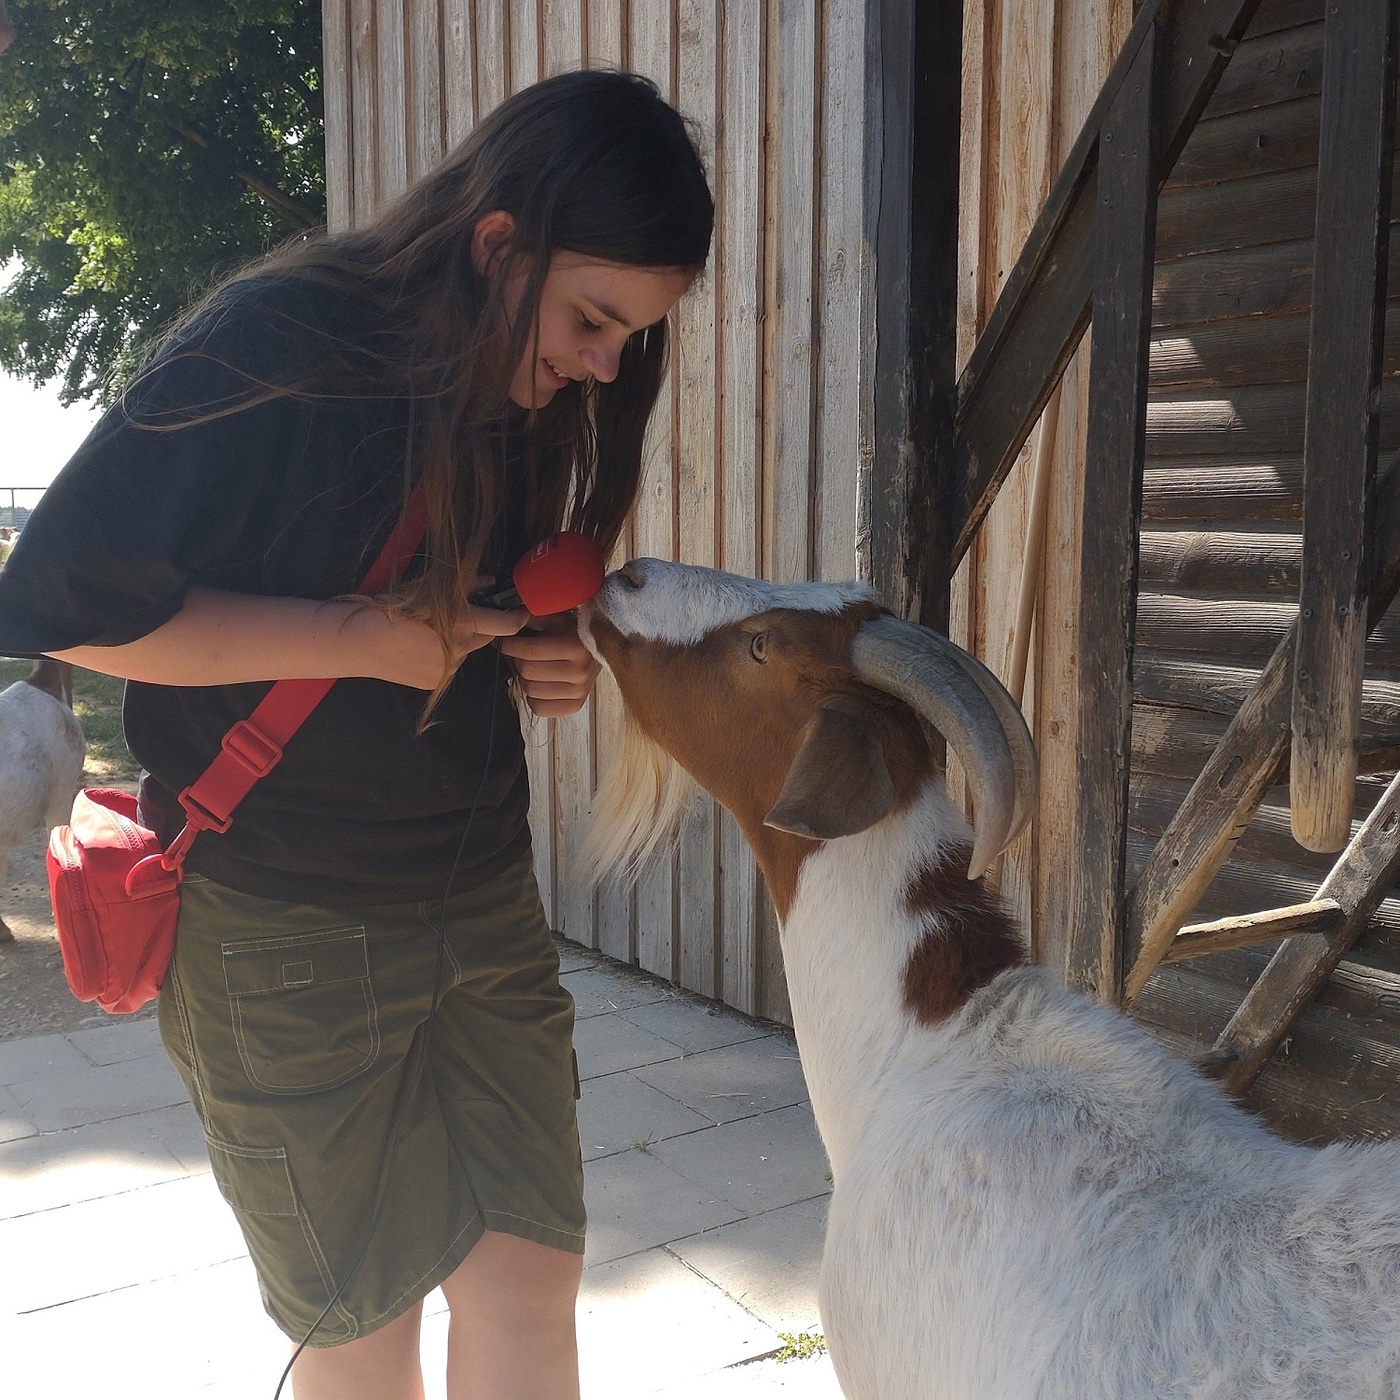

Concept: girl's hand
[[361, 601, 531, 690], [499, 612, 601, 717]]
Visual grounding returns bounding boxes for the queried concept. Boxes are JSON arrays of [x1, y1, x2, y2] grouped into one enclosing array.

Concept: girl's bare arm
[[50, 585, 528, 691]]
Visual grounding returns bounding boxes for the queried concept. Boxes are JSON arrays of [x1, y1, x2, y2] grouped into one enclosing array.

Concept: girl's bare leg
[[290, 1297, 426, 1400], [441, 1230, 583, 1400]]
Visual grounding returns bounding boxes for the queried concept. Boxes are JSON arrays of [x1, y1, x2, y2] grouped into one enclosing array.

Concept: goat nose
[[619, 562, 645, 590]]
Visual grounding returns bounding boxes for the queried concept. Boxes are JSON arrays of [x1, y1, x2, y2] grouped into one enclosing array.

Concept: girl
[[0, 70, 712, 1400]]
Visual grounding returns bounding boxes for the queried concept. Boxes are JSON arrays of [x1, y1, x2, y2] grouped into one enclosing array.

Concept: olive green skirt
[[157, 853, 584, 1346]]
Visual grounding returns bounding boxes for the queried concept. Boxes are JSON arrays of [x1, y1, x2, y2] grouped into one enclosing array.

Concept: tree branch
[[0, 2, 17, 56], [166, 120, 320, 229]]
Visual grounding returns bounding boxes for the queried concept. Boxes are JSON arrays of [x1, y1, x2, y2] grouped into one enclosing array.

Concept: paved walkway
[[0, 939, 842, 1398]]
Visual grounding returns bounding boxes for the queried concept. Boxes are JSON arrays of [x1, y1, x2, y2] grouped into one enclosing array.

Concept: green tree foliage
[[0, 1, 324, 402]]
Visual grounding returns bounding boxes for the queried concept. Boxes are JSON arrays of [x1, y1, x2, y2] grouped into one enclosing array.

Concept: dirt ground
[[0, 816, 158, 1040]]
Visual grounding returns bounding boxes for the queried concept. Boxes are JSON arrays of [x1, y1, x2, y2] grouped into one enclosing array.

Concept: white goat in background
[[0, 658, 84, 940], [581, 558, 1400, 1400]]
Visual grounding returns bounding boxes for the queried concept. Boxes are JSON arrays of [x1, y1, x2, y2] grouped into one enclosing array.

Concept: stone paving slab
[[582, 1143, 746, 1266], [8, 1048, 189, 1132], [650, 1102, 832, 1215], [0, 1171, 248, 1314], [0, 1029, 91, 1086], [0, 1108, 197, 1218], [576, 1246, 782, 1397], [619, 994, 774, 1054], [573, 1009, 685, 1079], [633, 1036, 811, 1125], [562, 963, 677, 1019], [0, 1080, 36, 1144], [577, 1067, 714, 1161], [671, 1195, 831, 1334]]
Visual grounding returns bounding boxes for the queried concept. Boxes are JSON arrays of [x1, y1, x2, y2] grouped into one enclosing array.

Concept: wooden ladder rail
[[1123, 452, 1400, 999], [939, 0, 1263, 1001]]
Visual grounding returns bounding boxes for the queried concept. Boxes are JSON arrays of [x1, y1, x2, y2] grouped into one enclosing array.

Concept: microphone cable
[[272, 642, 507, 1400]]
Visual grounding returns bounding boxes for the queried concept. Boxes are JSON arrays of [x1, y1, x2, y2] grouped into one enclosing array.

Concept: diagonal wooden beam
[[950, 0, 1264, 566], [1124, 455, 1400, 1003], [1290, 0, 1399, 853], [1218, 768, 1400, 1093]]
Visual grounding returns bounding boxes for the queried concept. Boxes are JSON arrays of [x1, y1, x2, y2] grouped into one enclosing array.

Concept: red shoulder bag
[[46, 490, 429, 1015]]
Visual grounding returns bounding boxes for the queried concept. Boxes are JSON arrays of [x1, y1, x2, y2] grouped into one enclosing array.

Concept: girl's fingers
[[462, 604, 530, 638]]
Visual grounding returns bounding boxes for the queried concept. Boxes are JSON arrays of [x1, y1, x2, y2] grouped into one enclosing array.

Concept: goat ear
[[763, 694, 899, 840]]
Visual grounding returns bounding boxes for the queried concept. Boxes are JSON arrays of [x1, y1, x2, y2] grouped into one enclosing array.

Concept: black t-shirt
[[0, 277, 535, 906]]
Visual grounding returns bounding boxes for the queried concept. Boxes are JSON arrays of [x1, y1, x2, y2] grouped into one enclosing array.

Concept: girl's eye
[[750, 633, 768, 663], [579, 313, 601, 332]]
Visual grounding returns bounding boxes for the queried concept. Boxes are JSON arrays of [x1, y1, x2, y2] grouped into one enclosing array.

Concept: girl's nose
[[585, 341, 623, 384]]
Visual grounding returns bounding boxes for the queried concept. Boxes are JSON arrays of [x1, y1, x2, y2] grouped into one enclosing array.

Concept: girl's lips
[[543, 359, 570, 388]]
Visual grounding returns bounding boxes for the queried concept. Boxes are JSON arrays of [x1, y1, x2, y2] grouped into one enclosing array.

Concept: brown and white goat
[[581, 559, 1400, 1400]]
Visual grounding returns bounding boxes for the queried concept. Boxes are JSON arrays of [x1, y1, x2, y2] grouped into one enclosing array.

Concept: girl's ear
[[471, 210, 518, 275]]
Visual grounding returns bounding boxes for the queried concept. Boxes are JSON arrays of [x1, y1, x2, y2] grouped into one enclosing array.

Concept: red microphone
[[470, 532, 607, 614]]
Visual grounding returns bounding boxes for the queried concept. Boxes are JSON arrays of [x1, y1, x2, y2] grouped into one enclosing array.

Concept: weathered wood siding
[[1126, 0, 1400, 1143], [954, 0, 1135, 945], [321, 1, 875, 1021]]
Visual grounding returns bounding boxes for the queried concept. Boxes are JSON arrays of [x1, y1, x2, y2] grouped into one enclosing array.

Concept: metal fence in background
[[0, 487, 45, 530]]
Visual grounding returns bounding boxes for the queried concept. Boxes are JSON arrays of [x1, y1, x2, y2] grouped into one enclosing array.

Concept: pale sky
[[1, 371, 104, 493]]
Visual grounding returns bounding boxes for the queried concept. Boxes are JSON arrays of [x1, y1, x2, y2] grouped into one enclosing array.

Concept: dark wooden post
[[1290, 0, 1399, 853], [865, 0, 961, 631], [1061, 16, 1164, 1001]]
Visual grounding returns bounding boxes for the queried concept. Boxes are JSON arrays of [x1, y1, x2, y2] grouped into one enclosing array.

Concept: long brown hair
[[141, 70, 712, 683]]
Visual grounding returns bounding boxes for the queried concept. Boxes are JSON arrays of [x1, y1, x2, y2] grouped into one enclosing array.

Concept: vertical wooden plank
[[674, 0, 721, 999], [476, 0, 510, 116], [378, 0, 410, 201], [763, 0, 818, 586], [589, 0, 636, 963], [544, 0, 583, 76], [443, 0, 477, 148], [407, 0, 444, 180], [323, 0, 355, 234], [813, 0, 866, 583], [1035, 0, 1132, 974], [1060, 19, 1161, 1002], [629, 1, 679, 985], [968, 0, 1053, 924], [545, 1, 593, 949], [350, 0, 379, 223], [510, 0, 542, 91], [585, 0, 626, 67], [1290, 0, 1398, 852], [719, 0, 764, 1014]]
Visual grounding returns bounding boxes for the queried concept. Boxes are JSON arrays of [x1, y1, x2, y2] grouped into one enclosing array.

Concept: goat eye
[[750, 632, 768, 663]]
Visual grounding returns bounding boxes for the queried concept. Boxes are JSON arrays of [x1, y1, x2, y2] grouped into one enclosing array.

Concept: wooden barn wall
[[321, 2, 874, 1022], [1125, 0, 1400, 1144], [954, 0, 1134, 942]]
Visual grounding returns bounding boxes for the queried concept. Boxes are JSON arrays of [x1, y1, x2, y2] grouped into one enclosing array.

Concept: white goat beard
[[582, 708, 699, 885]]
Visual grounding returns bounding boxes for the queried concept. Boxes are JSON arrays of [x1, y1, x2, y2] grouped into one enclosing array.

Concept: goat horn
[[850, 615, 1038, 879]]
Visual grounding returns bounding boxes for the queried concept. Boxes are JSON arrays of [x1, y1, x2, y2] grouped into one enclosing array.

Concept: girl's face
[[506, 251, 694, 409], [472, 209, 694, 409]]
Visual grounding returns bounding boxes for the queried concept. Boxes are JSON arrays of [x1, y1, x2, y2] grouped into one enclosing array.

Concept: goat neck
[[778, 781, 1023, 1178]]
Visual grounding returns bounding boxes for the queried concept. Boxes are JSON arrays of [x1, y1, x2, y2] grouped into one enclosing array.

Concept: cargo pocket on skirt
[[204, 1135, 357, 1343], [222, 925, 380, 1094]]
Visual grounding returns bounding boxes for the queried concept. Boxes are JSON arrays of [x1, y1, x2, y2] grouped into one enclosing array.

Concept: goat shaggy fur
[[0, 661, 84, 938]]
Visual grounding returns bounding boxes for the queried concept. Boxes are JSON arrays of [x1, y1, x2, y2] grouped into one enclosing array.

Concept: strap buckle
[[221, 720, 284, 779]]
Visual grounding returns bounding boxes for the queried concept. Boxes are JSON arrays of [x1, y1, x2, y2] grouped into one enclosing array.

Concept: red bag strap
[[159, 484, 430, 872]]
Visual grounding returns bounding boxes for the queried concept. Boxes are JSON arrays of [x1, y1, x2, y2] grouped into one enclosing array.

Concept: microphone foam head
[[513, 531, 607, 614]]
